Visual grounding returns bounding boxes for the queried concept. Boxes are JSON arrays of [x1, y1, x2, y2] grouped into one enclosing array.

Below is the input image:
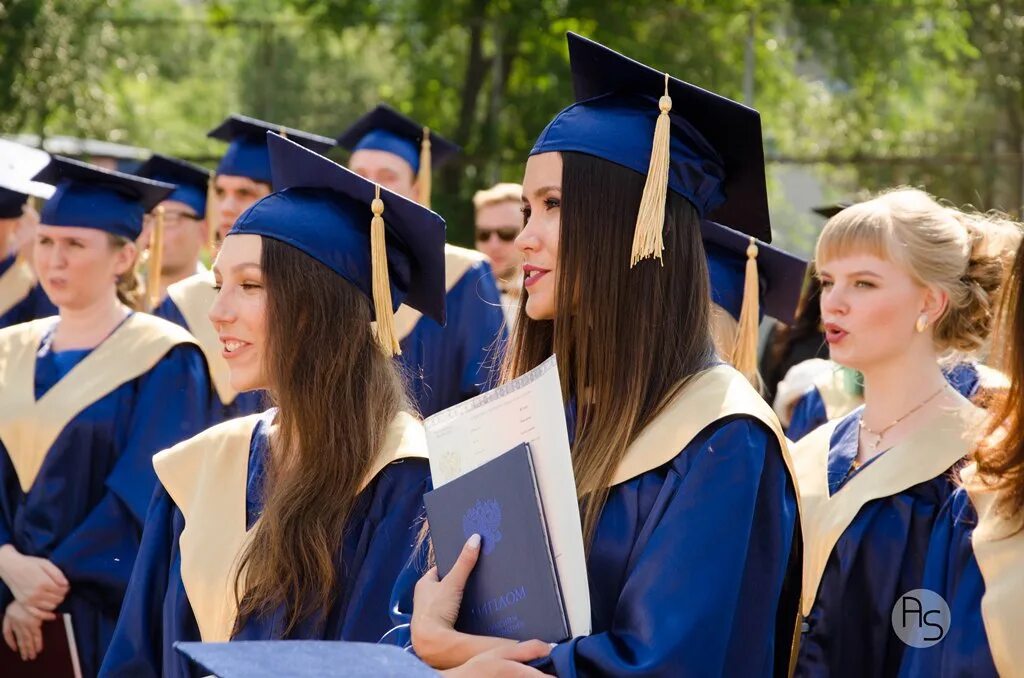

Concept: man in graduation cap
[[337, 105, 507, 416], [152, 115, 336, 424], [0, 141, 57, 330], [134, 154, 212, 305]]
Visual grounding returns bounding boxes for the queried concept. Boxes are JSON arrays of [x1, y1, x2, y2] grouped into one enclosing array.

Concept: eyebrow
[[531, 185, 561, 198], [212, 262, 262, 276], [848, 270, 882, 278]]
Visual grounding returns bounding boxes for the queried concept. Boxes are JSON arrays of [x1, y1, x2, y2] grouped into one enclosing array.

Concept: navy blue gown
[[100, 410, 432, 678], [386, 416, 799, 676], [399, 256, 506, 417], [0, 319, 210, 677], [0, 254, 56, 330]]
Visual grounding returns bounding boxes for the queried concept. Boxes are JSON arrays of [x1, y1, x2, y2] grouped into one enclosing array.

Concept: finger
[[2, 621, 15, 653], [502, 640, 554, 662], [33, 628, 43, 658], [23, 605, 56, 622], [421, 566, 440, 584], [40, 561, 69, 588], [442, 534, 481, 591]]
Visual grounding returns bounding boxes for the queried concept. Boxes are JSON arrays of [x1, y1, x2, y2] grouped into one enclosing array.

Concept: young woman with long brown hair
[[898, 235, 1024, 677], [792, 189, 1005, 677], [0, 158, 211, 676], [100, 135, 446, 677], [385, 34, 801, 677]]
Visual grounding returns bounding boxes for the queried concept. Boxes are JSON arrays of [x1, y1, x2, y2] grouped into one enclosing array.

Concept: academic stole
[[794, 397, 980, 618], [0, 257, 36, 318], [0, 314, 197, 491], [166, 270, 238, 406], [962, 463, 1024, 677], [154, 410, 429, 642], [604, 363, 803, 674], [386, 244, 488, 343]]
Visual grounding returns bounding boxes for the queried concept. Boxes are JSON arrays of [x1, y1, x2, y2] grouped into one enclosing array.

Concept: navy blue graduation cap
[[336, 104, 460, 208], [174, 641, 437, 678], [207, 114, 336, 184], [33, 156, 174, 240], [0, 188, 28, 219], [813, 202, 851, 219], [0, 140, 56, 219], [532, 32, 771, 270], [135, 154, 212, 216], [229, 132, 446, 355]]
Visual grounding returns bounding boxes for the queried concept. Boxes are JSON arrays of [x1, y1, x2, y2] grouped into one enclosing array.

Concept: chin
[[229, 371, 264, 393], [525, 296, 555, 321]]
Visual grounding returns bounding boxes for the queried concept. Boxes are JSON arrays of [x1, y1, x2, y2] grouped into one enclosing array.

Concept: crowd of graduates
[[0, 31, 1022, 677]]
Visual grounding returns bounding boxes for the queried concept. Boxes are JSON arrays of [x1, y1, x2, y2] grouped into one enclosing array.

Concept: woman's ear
[[112, 240, 138, 276], [922, 283, 949, 324]]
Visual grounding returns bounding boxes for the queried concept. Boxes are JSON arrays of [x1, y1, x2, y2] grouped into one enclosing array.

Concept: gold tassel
[[732, 237, 763, 389], [206, 176, 218, 254], [147, 204, 166, 311], [279, 126, 288, 140], [370, 184, 401, 355], [418, 126, 432, 209], [631, 72, 672, 268]]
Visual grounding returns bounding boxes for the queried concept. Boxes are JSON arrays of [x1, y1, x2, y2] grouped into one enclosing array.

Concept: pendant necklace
[[856, 382, 950, 462]]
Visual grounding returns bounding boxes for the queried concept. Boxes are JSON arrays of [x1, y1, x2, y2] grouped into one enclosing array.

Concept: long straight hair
[[975, 237, 1024, 527], [233, 237, 409, 634], [502, 151, 716, 545]]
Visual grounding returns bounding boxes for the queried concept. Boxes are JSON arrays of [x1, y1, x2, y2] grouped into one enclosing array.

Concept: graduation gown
[[0, 313, 210, 678], [793, 397, 980, 677], [395, 245, 506, 417], [100, 409, 432, 678], [152, 270, 264, 423], [787, 362, 996, 442], [898, 463, 1024, 678], [385, 364, 801, 677], [0, 253, 56, 330]]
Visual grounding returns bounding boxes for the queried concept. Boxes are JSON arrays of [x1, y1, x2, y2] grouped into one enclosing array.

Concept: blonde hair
[[815, 188, 1004, 354], [472, 182, 522, 212], [107, 234, 144, 310]]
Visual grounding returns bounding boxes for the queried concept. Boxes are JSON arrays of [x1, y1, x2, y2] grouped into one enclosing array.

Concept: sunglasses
[[476, 227, 519, 243]]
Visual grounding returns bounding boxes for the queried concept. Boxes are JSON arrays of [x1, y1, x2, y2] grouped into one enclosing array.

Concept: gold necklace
[[858, 383, 949, 455]]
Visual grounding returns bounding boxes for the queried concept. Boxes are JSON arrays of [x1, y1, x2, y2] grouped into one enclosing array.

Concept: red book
[[0, 614, 81, 678]]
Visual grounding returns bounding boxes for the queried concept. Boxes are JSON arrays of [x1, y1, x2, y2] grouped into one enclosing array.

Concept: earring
[[915, 314, 928, 333]]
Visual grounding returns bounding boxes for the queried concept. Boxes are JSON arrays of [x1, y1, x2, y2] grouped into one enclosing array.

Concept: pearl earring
[[915, 314, 928, 333]]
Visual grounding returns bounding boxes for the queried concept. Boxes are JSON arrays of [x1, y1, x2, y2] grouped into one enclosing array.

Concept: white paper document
[[424, 355, 591, 637]]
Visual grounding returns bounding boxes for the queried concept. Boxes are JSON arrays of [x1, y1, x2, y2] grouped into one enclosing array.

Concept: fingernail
[[466, 533, 481, 550]]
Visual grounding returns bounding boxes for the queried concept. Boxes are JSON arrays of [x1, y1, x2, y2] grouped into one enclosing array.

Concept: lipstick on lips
[[824, 322, 848, 344], [523, 263, 550, 288]]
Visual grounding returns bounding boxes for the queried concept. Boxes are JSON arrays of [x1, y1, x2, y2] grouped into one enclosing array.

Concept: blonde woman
[[794, 188, 1003, 676]]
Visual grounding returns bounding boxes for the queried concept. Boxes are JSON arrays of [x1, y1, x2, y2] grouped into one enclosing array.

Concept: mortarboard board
[[0, 140, 56, 219], [135, 153, 212, 217], [174, 641, 438, 678], [33, 156, 174, 240], [336, 104, 460, 208], [207, 114, 336, 184], [812, 203, 851, 219], [229, 132, 446, 355]]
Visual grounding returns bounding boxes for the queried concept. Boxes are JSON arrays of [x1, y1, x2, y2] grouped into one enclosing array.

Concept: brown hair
[[106, 234, 143, 310], [233, 236, 410, 634], [974, 235, 1024, 527], [502, 151, 715, 544], [816, 188, 1003, 355]]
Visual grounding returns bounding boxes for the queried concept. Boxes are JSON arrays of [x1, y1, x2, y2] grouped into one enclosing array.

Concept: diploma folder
[[175, 640, 436, 677], [424, 443, 570, 642], [0, 614, 81, 678]]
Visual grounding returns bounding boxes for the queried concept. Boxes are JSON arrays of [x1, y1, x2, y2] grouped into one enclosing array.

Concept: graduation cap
[[33, 156, 174, 240], [207, 114, 336, 184], [812, 202, 851, 219], [174, 641, 438, 678], [336, 104, 460, 208], [531, 32, 771, 267], [702, 220, 806, 383], [0, 140, 56, 219], [229, 132, 446, 355], [135, 153, 212, 217]]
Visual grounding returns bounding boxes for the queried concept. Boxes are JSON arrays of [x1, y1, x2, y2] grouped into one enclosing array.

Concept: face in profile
[[210, 233, 268, 393], [475, 200, 523, 281], [348, 149, 417, 202], [141, 199, 206, 278], [818, 252, 943, 371], [213, 175, 272, 240], [517, 152, 562, 321], [35, 224, 135, 309]]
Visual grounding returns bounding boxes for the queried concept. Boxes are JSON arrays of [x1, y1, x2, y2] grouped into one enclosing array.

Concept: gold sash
[[0, 257, 37, 318], [813, 368, 863, 422], [794, 396, 979, 616], [166, 271, 238, 406], [153, 410, 429, 642], [962, 463, 1024, 677], [389, 244, 487, 342], [0, 313, 197, 491]]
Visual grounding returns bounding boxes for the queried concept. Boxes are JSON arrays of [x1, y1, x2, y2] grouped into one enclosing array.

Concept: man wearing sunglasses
[[473, 183, 523, 325]]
